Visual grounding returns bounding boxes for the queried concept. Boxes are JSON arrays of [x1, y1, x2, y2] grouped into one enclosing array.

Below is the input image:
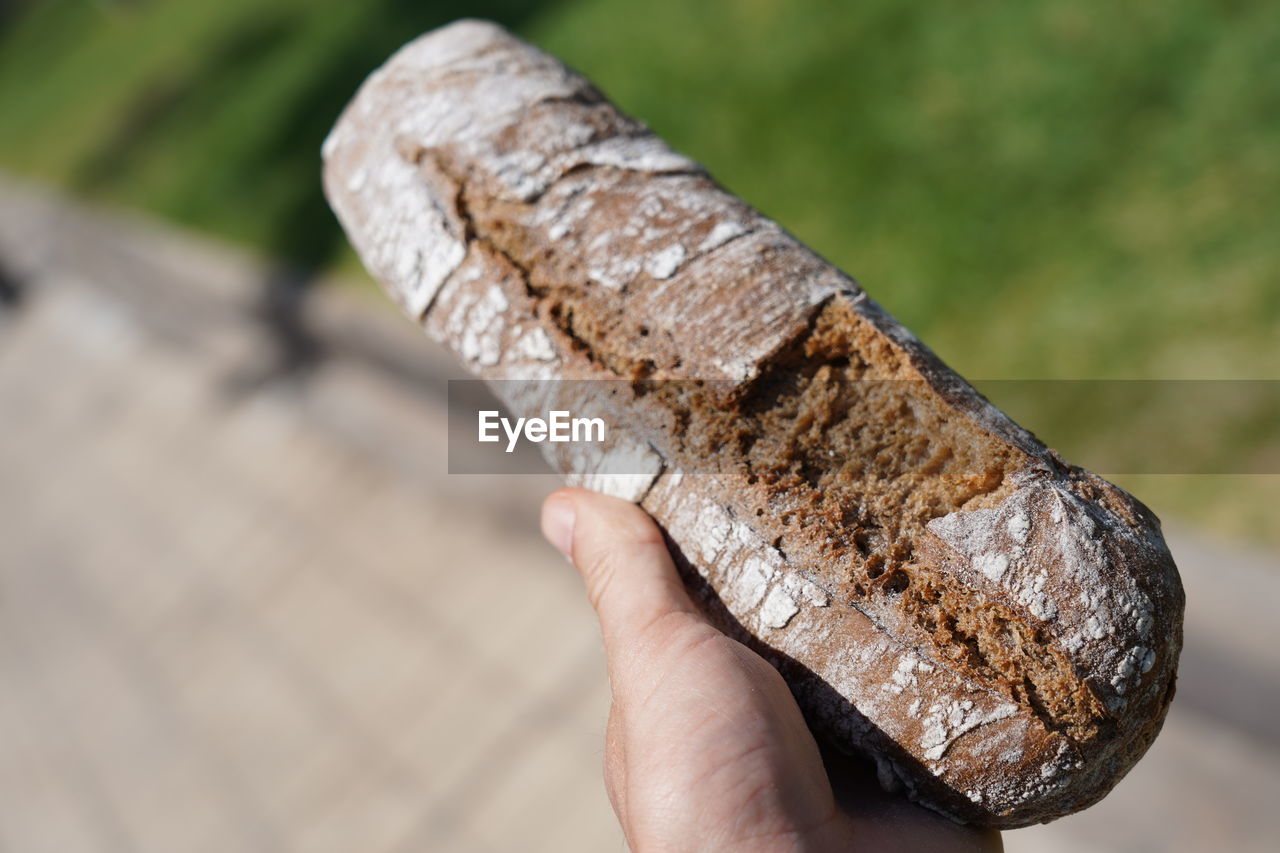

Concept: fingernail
[[542, 497, 576, 560]]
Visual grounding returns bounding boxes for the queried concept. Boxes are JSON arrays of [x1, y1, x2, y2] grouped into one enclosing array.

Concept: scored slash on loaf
[[321, 19, 1184, 827]]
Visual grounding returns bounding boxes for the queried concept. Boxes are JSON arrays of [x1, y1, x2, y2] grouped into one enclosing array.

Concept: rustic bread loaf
[[321, 19, 1183, 828]]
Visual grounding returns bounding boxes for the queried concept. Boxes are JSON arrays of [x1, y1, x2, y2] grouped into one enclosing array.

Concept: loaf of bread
[[321, 20, 1183, 827]]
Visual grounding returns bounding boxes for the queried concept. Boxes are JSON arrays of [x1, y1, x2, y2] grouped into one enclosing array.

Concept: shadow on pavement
[[64, 0, 561, 390]]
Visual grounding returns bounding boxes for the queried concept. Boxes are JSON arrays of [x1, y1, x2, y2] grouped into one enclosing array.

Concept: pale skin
[[541, 487, 1003, 853]]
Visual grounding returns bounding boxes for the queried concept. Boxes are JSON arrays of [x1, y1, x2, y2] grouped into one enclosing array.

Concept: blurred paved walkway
[[1, 176, 1277, 852]]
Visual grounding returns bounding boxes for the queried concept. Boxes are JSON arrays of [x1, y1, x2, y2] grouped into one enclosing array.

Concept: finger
[[540, 487, 703, 661]]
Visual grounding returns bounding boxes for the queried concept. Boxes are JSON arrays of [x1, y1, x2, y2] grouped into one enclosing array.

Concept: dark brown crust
[[321, 20, 1184, 827]]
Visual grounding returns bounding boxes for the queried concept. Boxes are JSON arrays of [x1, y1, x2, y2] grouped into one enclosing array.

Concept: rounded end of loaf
[[858, 466, 1184, 828]]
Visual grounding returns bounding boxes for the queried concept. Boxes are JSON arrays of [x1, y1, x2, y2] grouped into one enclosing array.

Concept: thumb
[[540, 487, 704, 667]]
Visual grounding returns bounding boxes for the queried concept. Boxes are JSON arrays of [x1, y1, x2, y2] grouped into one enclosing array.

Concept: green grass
[[1, 0, 1276, 543]]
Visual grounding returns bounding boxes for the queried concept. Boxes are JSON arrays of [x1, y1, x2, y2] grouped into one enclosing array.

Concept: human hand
[[541, 487, 1002, 853]]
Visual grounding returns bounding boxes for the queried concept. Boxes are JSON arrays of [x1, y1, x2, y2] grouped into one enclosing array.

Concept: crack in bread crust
[[435, 152, 1112, 741]]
